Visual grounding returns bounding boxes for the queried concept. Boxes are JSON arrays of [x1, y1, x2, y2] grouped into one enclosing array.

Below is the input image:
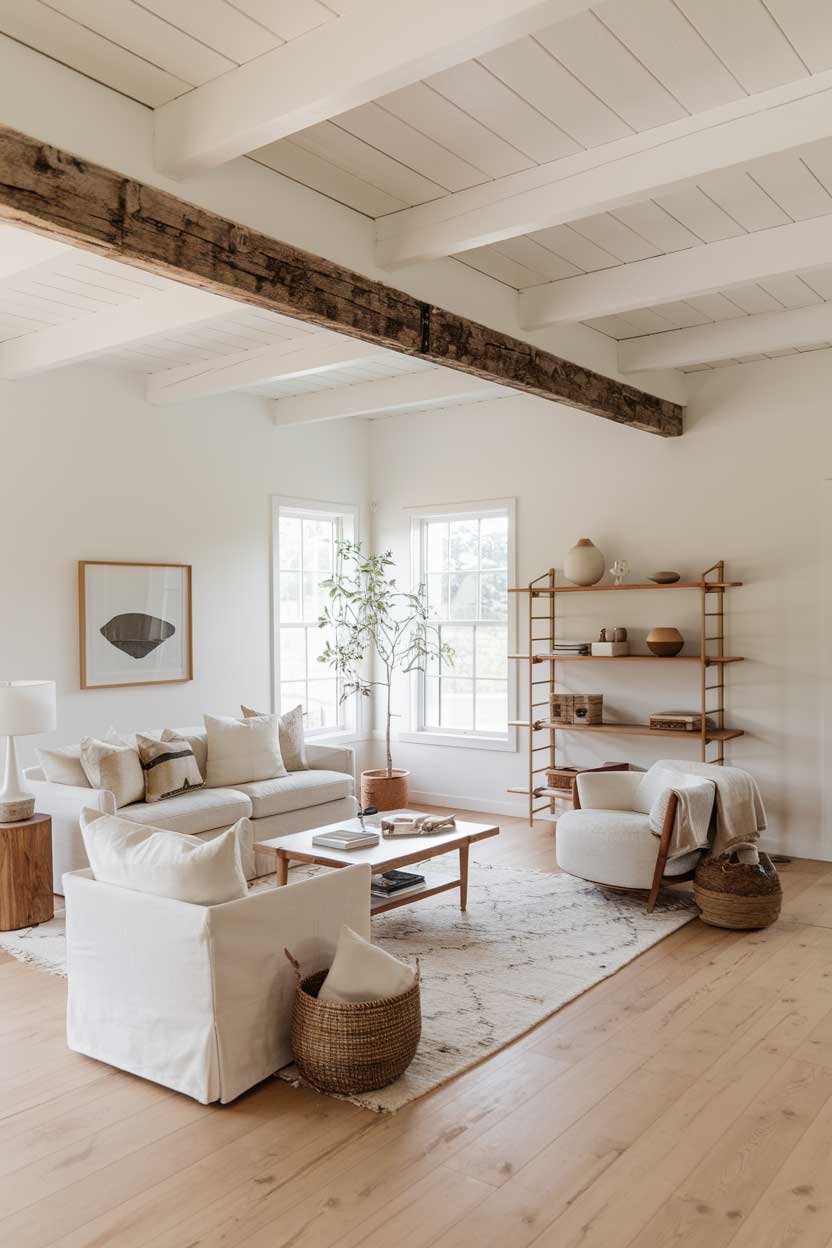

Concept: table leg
[[459, 843, 469, 911], [277, 855, 289, 886]]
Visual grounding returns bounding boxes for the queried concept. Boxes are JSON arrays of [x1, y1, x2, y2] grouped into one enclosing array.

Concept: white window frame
[[271, 496, 359, 741], [401, 497, 517, 753]]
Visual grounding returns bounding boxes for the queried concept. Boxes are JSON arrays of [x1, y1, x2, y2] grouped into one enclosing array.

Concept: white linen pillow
[[79, 735, 145, 807], [203, 713, 287, 787], [79, 808, 249, 905], [241, 703, 308, 771], [37, 744, 90, 788], [318, 924, 416, 1004]]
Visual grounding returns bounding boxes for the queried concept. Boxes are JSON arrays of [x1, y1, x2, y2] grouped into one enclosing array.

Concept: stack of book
[[371, 870, 425, 900], [550, 641, 592, 656]]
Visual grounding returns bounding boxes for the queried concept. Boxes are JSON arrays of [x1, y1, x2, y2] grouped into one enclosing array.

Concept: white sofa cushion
[[204, 713, 287, 787], [232, 769, 352, 819], [556, 808, 700, 891], [120, 786, 253, 836], [37, 744, 90, 788], [79, 735, 145, 808], [79, 809, 249, 905], [318, 924, 415, 1004], [242, 703, 308, 771]]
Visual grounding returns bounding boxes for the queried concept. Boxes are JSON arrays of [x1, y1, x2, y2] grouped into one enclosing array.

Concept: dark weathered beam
[[0, 125, 682, 436]]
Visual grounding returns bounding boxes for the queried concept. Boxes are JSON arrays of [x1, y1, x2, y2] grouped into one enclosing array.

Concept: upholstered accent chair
[[555, 765, 716, 911]]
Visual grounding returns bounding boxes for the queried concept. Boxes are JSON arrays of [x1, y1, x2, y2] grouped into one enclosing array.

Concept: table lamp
[[0, 681, 57, 822]]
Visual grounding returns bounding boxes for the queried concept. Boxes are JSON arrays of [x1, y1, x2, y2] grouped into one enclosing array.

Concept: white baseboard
[[408, 788, 528, 819]]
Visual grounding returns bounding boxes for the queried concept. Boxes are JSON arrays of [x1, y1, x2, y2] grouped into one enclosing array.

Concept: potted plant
[[318, 540, 451, 810]]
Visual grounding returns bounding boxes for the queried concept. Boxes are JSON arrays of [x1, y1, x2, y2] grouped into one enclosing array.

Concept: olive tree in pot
[[319, 540, 451, 811]]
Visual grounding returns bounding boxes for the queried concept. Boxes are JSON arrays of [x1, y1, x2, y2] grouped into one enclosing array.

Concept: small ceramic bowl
[[648, 571, 681, 584]]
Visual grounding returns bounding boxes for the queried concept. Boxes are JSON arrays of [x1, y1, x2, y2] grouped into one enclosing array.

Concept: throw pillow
[[37, 744, 91, 788], [79, 735, 145, 808], [136, 732, 204, 803], [634, 765, 678, 831], [203, 713, 287, 788], [161, 727, 208, 778], [79, 808, 249, 905], [318, 924, 416, 1004], [241, 703, 308, 771]]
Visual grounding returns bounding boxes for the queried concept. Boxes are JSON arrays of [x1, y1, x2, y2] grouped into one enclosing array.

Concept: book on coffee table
[[371, 869, 425, 896], [311, 829, 380, 850]]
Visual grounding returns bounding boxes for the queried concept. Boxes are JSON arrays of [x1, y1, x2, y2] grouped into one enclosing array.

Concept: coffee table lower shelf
[[371, 877, 459, 915]]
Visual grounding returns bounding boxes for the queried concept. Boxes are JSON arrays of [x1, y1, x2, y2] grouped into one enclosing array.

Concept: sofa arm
[[25, 779, 116, 894], [576, 771, 642, 811], [207, 863, 372, 1102], [305, 741, 355, 778]]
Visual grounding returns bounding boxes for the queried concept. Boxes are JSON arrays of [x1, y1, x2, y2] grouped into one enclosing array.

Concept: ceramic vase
[[564, 538, 605, 586], [646, 627, 684, 656]]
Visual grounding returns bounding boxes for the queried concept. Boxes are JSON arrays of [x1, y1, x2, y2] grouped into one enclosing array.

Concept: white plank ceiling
[[8, 0, 832, 371]]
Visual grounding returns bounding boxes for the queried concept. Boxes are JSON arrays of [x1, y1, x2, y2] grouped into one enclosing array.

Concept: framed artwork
[[79, 561, 193, 690]]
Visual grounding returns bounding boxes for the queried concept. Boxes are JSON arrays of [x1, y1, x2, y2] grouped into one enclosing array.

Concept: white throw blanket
[[653, 759, 766, 856]]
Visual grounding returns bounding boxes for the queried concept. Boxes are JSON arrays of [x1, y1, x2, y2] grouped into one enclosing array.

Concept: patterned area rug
[[0, 862, 695, 1112]]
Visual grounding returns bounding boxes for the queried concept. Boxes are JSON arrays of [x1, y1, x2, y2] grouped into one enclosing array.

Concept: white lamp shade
[[0, 681, 57, 736]]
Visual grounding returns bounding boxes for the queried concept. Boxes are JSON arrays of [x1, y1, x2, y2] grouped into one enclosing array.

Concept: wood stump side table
[[0, 814, 53, 931]]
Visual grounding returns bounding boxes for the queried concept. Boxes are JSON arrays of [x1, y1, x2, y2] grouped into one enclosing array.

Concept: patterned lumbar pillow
[[137, 732, 204, 803], [79, 734, 145, 808], [241, 703, 308, 771], [161, 727, 208, 778]]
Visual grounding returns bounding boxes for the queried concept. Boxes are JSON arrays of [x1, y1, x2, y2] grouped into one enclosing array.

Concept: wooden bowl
[[648, 571, 681, 584], [646, 627, 684, 656]]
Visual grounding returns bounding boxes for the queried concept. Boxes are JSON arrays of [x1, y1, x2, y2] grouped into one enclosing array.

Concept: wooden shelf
[[509, 719, 744, 743], [510, 653, 744, 664], [509, 581, 742, 594]]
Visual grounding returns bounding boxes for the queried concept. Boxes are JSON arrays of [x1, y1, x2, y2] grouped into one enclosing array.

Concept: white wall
[[0, 366, 370, 769], [369, 350, 832, 860]]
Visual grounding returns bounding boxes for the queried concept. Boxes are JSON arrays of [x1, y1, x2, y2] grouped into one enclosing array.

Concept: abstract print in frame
[[79, 561, 193, 689]]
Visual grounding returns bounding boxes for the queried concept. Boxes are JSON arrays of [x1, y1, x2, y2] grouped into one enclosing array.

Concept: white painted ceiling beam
[[376, 72, 832, 268], [271, 368, 504, 427], [154, 0, 596, 179], [520, 216, 832, 328], [618, 303, 832, 373], [0, 285, 227, 379], [147, 334, 388, 405]]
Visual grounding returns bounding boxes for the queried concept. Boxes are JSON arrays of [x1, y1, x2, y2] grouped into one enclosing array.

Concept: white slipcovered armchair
[[64, 862, 372, 1103], [555, 765, 715, 912]]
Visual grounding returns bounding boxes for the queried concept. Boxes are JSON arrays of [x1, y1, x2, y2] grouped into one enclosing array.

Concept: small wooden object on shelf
[[508, 561, 743, 825], [549, 693, 603, 724], [0, 813, 53, 931]]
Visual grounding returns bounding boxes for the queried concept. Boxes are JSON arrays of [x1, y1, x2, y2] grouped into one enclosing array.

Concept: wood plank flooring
[[1, 810, 832, 1248]]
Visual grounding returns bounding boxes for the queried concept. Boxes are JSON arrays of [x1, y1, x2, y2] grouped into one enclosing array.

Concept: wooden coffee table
[[255, 812, 499, 914]]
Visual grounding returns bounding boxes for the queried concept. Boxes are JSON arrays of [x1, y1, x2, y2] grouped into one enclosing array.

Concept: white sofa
[[64, 861, 372, 1103], [24, 727, 356, 894]]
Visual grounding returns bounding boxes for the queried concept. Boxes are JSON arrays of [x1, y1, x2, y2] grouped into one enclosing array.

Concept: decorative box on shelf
[[591, 641, 630, 656], [550, 693, 603, 725], [545, 761, 629, 794], [649, 710, 716, 732]]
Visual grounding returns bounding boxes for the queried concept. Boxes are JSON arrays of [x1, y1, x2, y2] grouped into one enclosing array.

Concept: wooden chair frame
[[572, 788, 693, 913]]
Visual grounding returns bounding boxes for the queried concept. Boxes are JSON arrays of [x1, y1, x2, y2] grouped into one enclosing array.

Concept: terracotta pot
[[646, 626, 684, 657], [563, 538, 605, 586], [361, 769, 410, 811]]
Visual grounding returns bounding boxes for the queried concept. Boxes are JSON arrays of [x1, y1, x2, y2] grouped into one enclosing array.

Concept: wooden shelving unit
[[508, 561, 744, 825]]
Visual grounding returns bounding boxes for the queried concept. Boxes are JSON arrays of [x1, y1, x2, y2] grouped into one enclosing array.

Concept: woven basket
[[284, 950, 421, 1095], [694, 845, 782, 930]]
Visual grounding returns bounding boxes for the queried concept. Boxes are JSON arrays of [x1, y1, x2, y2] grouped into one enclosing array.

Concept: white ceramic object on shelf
[[564, 538, 605, 586]]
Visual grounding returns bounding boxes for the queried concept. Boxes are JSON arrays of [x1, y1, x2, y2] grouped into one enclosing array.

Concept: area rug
[[0, 863, 695, 1112]]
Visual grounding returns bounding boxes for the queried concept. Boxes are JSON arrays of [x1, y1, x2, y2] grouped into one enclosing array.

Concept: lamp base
[[0, 796, 35, 823]]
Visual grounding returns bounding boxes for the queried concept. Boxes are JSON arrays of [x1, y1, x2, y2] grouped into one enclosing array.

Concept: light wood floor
[[3, 810, 832, 1248]]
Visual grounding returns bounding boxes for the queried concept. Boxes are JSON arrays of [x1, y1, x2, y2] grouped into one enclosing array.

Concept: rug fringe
[[0, 944, 68, 977]]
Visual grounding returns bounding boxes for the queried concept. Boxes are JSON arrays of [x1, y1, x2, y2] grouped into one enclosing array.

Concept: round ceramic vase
[[563, 538, 605, 586], [646, 627, 684, 656]]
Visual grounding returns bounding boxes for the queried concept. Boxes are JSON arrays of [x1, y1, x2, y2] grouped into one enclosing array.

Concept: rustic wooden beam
[[0, 125, 682, 437]]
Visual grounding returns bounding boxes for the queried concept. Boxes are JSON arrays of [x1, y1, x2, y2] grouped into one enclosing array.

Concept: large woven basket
[[694, 845, 782, 930], [284, 950, 421, 1095]]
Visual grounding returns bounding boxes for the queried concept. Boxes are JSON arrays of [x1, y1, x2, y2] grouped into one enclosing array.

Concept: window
[[273, 499, 356, 734], [410, 501, 514, 744]]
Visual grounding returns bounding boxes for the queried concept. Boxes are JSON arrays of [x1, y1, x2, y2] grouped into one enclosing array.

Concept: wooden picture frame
[[79, 561, 193, 690]]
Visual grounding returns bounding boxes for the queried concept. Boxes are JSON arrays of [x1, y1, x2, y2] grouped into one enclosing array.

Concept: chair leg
[[647, 792, 679, 913]]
